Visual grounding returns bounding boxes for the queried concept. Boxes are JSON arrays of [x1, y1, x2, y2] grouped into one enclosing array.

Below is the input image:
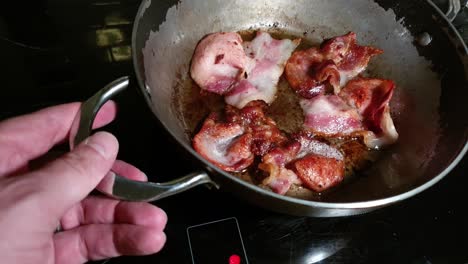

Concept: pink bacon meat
[[190, 31, 300, 108], [225, 32, 300, 108], [300, 95, 363, 136], [260, 132, 345, 194], [301, 79, 398, 149], [225, 100, 288, 156], [339, 78, 399, 148], [193, 113, 254, 172], [285, 32, 382, 98], [193, 101, 287, 172], [190, 32, 247, 94]]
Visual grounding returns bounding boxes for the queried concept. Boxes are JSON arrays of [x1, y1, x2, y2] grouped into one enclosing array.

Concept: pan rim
[[131, 0, 468, 210]]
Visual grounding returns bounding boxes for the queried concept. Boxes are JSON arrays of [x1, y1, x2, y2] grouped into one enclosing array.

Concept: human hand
[[0, 102, 167, 264]]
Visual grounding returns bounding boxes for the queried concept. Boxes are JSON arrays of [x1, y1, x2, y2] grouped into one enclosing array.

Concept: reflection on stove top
[[253, 216, 352, 263], [187, 218, 248, 264]]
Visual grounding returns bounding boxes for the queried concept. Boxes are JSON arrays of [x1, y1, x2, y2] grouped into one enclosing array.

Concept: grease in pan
[[189, 31, 399, 197]]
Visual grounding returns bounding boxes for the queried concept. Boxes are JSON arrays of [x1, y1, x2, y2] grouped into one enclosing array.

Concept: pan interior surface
[[138, 0, 467, 204]]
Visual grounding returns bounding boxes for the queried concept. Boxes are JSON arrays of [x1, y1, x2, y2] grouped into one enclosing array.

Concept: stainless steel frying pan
[[70, 0, 468, 217]]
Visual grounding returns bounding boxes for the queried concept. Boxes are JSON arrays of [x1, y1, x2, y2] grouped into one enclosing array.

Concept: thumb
[[26, 131, 119, 219]]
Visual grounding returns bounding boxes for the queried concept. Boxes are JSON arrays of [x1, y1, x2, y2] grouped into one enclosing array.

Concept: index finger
[[0, 101, 117, 176]]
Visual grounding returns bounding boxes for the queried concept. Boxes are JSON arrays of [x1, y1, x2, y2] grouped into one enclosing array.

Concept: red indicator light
[[229, 254, 241, 264]]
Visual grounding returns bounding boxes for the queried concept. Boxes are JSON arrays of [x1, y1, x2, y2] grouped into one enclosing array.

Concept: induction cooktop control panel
[[187, 217, 248, 264]]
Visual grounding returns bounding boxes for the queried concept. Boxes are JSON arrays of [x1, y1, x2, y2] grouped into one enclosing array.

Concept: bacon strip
[[259, 141, 302, 195], [190, 32, 247, 94], [300, 95, 363, 136], [339, 78, 399, 148], [285, 49, 341, 98], [193, 113, 254, 172], [285, 32, 382, 98], [322, 32, 383, 87], [191, 31, 299, 107], [259, 132, 345, 194], [300, 79, 398, 149], [193, 101, 287, 172], [225, 101, 287, 156], [291, 154, 345, 192], [225, 32, 300, 108]]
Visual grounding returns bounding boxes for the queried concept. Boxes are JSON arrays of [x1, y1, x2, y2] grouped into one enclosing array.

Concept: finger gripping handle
[[69, 77, 218, 202]]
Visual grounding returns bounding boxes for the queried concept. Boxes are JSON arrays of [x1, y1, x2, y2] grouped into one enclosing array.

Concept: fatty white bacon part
[[225, 32, 300, 108], [192, 114, 254, 172], [300, 95, 363, 136]]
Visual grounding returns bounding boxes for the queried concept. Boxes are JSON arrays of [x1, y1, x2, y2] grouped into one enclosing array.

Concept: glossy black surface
[[1, 1, 467, 263]]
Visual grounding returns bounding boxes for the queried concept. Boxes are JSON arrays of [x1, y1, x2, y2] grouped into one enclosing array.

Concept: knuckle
[[78, 229, 90, 260], [60, 151, 91, 178], [0, 143, 25, 175], [152, 207, 168, 227]]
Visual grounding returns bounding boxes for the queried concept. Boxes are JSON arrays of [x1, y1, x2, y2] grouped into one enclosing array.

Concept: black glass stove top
[[1, 1, 468, 263]]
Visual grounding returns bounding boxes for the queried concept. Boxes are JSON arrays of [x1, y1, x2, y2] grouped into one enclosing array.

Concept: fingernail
[[84, 132, 115, 160]]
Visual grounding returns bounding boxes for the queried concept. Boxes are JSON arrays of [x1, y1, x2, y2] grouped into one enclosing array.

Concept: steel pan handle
[[444, 0, 464, 22], [69, 76, 219, 202]]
